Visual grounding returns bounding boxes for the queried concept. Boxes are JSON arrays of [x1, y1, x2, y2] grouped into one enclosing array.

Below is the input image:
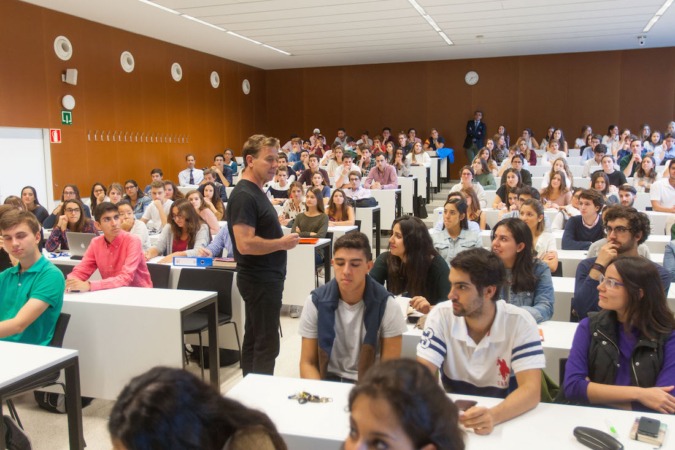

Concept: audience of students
[[187, 190, 220, 235], [562, 189, 605, 250], [450, 165, 487, 207], [279, 181, 305, 227], [21, 185, 49, 223], [326, 189, 355, 226], [124, 179, 152, 219], [471, 157, 497, 190], [43, 184, 92, 228], [117, 200, 150, 251]]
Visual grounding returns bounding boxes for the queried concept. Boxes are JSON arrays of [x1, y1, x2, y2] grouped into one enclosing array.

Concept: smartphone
[[637, 417, 661, 438], [454, 399, 477, 412]]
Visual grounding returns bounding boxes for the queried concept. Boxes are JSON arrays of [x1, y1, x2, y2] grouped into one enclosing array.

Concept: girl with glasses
[[123, 179, 152, 219], [562, 256, 675, 413], [43, 184, 92, 228], [45, 198, 96, 252]]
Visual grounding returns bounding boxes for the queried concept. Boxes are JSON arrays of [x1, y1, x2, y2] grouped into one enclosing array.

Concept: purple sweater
[[564, 318, 675, 412]]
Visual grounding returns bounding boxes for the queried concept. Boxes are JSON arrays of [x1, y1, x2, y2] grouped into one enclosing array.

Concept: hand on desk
[[460, 406, 495, 435], [65, 278, 91, 293], [197, 247, 213, 257], [640, 385, 675, 414], [410, 296, 431, 314]]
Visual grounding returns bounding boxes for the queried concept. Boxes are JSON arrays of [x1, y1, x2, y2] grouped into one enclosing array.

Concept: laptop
[[68, 232, 97, 260]]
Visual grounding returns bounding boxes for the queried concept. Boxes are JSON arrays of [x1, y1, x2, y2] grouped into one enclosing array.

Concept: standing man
[[178, 154, 204, 186], [417, 248, 543, 435], [228, 135, 300, 375], [463, 110, 486, 164], [0, 210, 64, 345], [66, 202, 152, 292]]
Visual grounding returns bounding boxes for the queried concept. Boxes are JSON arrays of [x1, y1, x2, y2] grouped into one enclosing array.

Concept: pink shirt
[[68, 230, 153, 290], [365, 164, 398, 189]]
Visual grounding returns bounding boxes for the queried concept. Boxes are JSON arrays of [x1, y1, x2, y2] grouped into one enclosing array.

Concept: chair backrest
[[147, 263, 171, 289], [54, 263, 74, 278], [354, 219, 362, 233], [176, 268, 234, 316], [49, 313, 71, 348]]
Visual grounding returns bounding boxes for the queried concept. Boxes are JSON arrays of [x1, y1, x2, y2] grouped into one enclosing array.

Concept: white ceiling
[[21, 0, 675, 70]]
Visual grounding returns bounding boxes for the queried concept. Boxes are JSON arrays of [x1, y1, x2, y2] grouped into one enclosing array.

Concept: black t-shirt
[[227, 179, 286, 281], [605, 170, 627, 187]]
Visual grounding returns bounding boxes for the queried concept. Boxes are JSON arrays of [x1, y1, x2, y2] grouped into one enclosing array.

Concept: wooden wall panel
[[0, 0, 265, 199], [266, 48, 675, 169]]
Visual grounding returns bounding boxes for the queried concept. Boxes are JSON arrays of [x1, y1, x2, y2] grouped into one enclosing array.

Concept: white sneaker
[[289, 306, 301, 318]]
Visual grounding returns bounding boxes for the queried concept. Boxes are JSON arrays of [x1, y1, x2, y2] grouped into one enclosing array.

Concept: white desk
[[354, 206, 381, 255], [409, 164, 430, 201], [229, 374, 674, 449], [61, 287, 219, 399], [0, 342, 84, 450], [283, 239, 332, 307], [369, 189, 400, 231], [481, 208, 557, 230], [398, 176, 418, 214], [558, 250, 664, 277], [646, 211, 675, 235]]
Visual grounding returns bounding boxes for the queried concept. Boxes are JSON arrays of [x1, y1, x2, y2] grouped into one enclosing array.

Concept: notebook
[[67, 232, 97, 260]]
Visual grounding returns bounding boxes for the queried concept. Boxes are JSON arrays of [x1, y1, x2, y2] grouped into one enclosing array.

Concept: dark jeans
[[237, 276, 284, 376], [465, 144, 478, 165]]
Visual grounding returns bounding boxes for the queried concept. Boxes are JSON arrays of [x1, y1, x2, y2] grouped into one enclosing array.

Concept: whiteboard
[[0, 127, 54, 210]]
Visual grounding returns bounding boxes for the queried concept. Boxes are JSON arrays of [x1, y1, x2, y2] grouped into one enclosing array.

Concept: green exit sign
[[61, 110, 72, 125]]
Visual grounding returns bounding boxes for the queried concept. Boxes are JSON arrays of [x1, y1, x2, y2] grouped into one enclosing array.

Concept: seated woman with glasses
[[562, 256, 675, 413], [144, 199, 210, 264], [370, 216, 450, 314], [43, 184, 92, 228], [45, 198, 97, 252], [123, 179, 152, 219]]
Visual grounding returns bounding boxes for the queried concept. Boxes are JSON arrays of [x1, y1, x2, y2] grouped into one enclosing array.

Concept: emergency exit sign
[[61, 110, 72, 125]]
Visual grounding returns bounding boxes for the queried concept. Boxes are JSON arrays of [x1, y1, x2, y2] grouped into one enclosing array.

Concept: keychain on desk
[[288, 391, 332, 404]]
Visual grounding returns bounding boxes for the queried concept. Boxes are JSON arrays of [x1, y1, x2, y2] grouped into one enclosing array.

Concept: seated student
[[581, 134, 601, 161], [365, 151, 398, 190], [117, 200, 150, 251], [279, 181, 305, 227], [0, 210, 64, 345], [143, 168, 163, 193], [345, 359, 465, 450], [291, 188, 328, 240], [141, 180, 173, 233], [601, 154, 627, 188], [619, 138, 644, 178], [144, 199, 210, 264], [391, 147, 411, 177], [540, 170, 572, 209], [163, 180, 184, 202], [107, 183, 124, 205], [21, 186, 49, 223], [541, 139, 567, 166], [267, 166, 291, 205], [307, 171, 331, 200], [187, 190, 220, 235], [0, 205, 20, 272], [471, 157, 497, 190], [357, 144, 376, 176], [498, 185, 541, 221], [178, 153, 204, 186], [616, 183, 637, 207], [493, 168, 522, 209], [633, 156, 658, 193], [109, 366, 287, 450], [344, 171, 372, 201], [199, 169, 228, 202], [326, 189, 355, 226], [198, 226, 233, 258], [223, 148, 239, 176], [45, 198, 97, 252], [434, 191, 481, 232], [90, 182, 108, 212], [563, 257, 675, 413], [43, 184, 92, 228], [520, 199, 558, 273], [277, 152, 297, 182], [334, 151, 361, 189], [370, 216, 450, 314], [450, 165, 487, 208], [417, 248, 544, 435], [551, 187, 583, 232], [210, 153, 233, 187], [591, 170, 618, 204], [491, 218, 554, 323], [432, 197, 482, 266], [650, 159, 675, 213], [297, 154, 330, 187], [292, 149, 310, 175], [406, 141, 431, 166], [573, 205, 670, 320], [200, 182, 226, 221], [123, 179, 152, 219], [582, 143, 608, 178], [298, 232, 407, 382], [66, 202, 153, 291], [562, 189, 605, 250], [500, 154, 532, 186]]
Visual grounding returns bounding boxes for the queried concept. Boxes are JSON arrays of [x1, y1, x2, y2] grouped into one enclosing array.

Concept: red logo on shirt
[[497, 358, 510, 382]]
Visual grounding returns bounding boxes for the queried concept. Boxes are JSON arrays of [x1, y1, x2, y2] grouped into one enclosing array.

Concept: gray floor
[[10, 186, 450, 450]]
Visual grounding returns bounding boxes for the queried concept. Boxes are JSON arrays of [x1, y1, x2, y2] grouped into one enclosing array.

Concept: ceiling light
[[643, 0, 674, 32], [408, 0, 453, 46], [182, 14, 226, 32], [407, 0, 427, 16], [423, 15, 442, 32], [439, 32, 454, 46], [138, 0, 179, 15], [643, 16, 660, 32], [227, 31, 262, 45], [656, 0, 674, 16], [262, 44, 291, 56]]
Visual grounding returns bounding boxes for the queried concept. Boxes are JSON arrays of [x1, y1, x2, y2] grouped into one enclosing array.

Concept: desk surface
[[65, 286, 216, 310], [0, 341, 78, 389], [228, 374, 674, 450]]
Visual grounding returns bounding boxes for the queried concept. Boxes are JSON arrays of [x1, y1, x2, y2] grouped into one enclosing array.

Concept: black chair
[[559, 358, 568, 386], [5, 313, 71, 429], [147, 262, 171, 289], [54, 263, 74, 278], [354, 219, 362, 233], [177, 268, 241, 379]]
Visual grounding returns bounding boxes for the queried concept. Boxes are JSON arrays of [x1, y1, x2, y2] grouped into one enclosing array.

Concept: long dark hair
[[610, 257, 675, 340], [109, 367, 287, 450], [492, 218, 537, 293], [591, 171, 610, 195], [503, 167, 523, 199], [348, 359, 465, 450], [387, 216, 439, 298], [60, 198, 91, 232], [306, 187, 325, 214], [89, 182, 107, 210], [327, 188, 350, 220], [61, 184, 82, 201], [20, 186, 41, 209], [169, 199, 204, 249], [200, 182, 224, 217], [443, 197, 468, 232], [635, 156, 657, 182]]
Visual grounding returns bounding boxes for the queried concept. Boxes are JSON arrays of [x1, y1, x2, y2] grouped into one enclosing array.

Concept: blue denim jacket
[[500, 259, 554, 323]]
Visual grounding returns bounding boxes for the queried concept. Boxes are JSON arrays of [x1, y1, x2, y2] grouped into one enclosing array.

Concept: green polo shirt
[[0, 255, 64, 345]]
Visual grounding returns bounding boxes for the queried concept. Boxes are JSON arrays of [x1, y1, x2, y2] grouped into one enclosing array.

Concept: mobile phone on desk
[[637, 417, 661, 438], [454, 399, 477, 411]]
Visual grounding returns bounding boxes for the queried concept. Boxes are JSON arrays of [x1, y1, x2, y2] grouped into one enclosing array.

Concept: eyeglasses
[[172, 214, 185, 220], [598, 274, 624, 289], [63, 191, 76, 195], [124, 185, 136, 190], [604, 226, 631, 235], [65, 208, 80, 214]]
